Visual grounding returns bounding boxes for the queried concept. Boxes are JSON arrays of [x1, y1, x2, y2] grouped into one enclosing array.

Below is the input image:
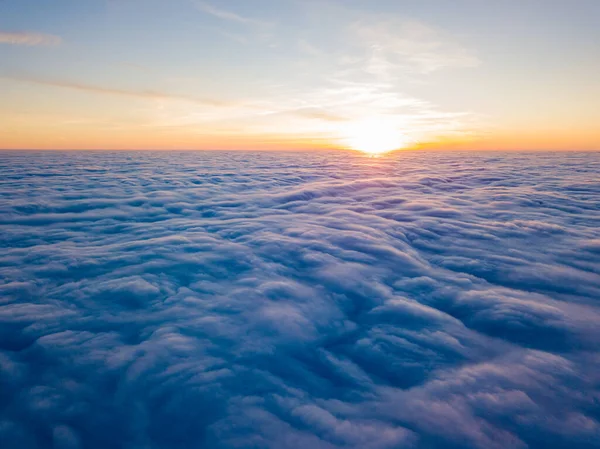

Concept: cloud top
[[0, 150, 599, 448]]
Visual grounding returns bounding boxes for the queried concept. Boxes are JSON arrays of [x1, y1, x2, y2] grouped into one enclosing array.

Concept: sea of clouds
[[1, 150, 599, 449]]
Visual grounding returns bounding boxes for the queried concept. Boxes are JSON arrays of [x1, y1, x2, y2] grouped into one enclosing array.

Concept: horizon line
[[1, 148, 599, 153]]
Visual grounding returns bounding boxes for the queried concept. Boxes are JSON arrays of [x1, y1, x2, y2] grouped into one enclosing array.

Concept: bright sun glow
[[341, 119, 409, 155]]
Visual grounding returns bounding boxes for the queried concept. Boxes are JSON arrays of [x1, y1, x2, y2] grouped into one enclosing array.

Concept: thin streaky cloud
[[349, 19, 479, 77], [194, 1, 269, 26], [1, 74, 228, 107], [260, 106, 348, 122], [0, 31, 62, 46]]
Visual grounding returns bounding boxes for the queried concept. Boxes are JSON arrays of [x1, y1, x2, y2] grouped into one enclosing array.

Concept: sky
[[0, 0, 599, 151]]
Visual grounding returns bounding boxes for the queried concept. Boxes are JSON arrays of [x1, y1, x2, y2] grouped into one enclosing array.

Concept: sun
[[341, 119, 409, 155]]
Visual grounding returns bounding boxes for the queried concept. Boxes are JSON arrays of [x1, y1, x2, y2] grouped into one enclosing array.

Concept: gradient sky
[[1, 0, 599, 151]]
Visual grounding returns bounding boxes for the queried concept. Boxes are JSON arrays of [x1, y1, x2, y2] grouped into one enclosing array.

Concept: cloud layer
[[0, 151, 599, 449]]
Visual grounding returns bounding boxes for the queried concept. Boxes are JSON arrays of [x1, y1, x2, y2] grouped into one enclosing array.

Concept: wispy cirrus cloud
[[0, 31, 62, 46], [192, 1, 275, 47], [1, 74, 227, 106], [348, 19, 480, 78], [194, 1, 269, 27], [267, 9, 484, 145]]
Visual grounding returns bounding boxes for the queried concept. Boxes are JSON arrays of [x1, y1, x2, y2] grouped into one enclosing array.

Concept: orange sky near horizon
[[2, 118, 598, 152]]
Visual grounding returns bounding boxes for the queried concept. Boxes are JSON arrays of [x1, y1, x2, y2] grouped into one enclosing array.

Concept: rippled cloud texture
[[1, 151, 599, 449]]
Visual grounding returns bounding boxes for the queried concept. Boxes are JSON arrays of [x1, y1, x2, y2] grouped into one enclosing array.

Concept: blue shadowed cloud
[[0, 151, 599, 449]]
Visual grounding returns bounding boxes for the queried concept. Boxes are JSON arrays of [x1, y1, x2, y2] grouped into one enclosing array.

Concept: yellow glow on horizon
[[2, 108, 599, 151], [340, 119, 410, 155]]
